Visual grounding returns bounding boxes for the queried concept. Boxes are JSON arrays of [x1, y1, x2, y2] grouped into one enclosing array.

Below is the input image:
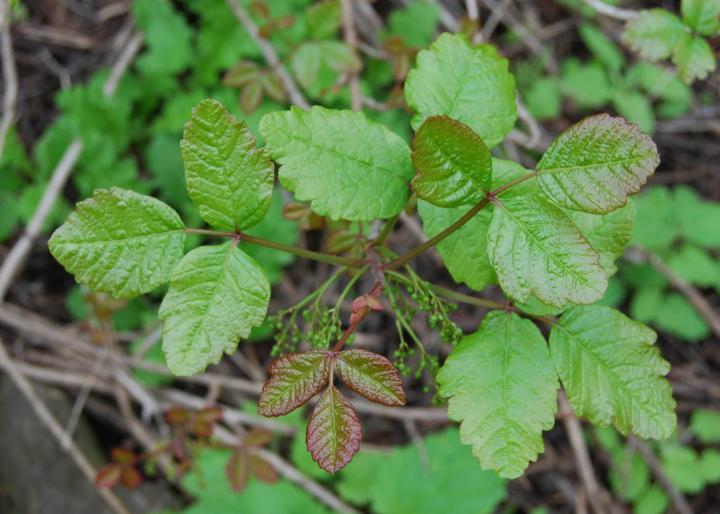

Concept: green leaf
[[660, 445, 705, 493], [537, 115, 659, 214], [418, 201, 495, 291], [159, 242, 270, 376], [417, 159, 532, 291], [306, 386, 362, 473], [182, 448, 330, 514], [335, 349, 406, 407], [630, 285, 664, 323], [258, 350, 330, 417], [132, 0, 193, 77], [613, 91, 655, 134], [260, 106, 414, 221], [291, 41, 360, 94], [634, 485, 669, 514], [488, 195, 607, 307], [405, 33, 517, 148], [49, 188, 185, 299], [690, 409, 720, 443], [579, 22, 625, 73], [667, 244, 720, 287], [681, 0, 720, 36], [305, 0, 341, 39], [622, 9, 686, 61], [182, 99, 274, 231], [700, 449, 720, 483], [437, 311, 559, 478], [523, 77, 562, 121], [561, 59, 613, 109], [336, 428, 507, 514], [673, 186, 720, 248], [672, 33, 716, 83], [564, 199, 635, 276], [411, 116, 492, 207], [631, 187, 676, 250], [654, 293, 709, 342], [383, 0, 440, 48], [550, 305, 676, 439]]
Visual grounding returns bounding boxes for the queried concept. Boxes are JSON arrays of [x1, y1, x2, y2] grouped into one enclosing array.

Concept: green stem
[[373, 214, 400, 246], [383, 198, 489, 270], [185, 228, 365, 268], [382, 170, 539, 270]]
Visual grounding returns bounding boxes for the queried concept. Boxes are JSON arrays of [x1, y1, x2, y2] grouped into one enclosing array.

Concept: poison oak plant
[[622, 0, 720, 83], [49, 33, 676, 478]]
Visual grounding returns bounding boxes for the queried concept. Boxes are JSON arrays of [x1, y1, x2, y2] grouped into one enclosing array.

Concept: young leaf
[[306, 386, 362, 473], [250, 455, 278, 484], [681, 0, 720, 36], [258, 350, 330, 417], [260, 106, 414, 221], [537, 115, 659, 214], [487, 195, 607, 307], [405, 33, 517, 148], [226, 451, 250, 492], [159, 242, 270, 376], [579, 22, 625, 73], [49, 188, 185, 299], [622, 10, 686, 61], [411, 116, 492, 207], [437, 311, 559, 478], [672, 33, 716, 83], [550, 305, 676, 439], [335, 349, 406, 406], [181, 99, 274, 231]]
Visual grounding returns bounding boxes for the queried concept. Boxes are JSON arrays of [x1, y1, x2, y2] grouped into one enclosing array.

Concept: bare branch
[[582, 0, 639, 20], [226, 0, 310, 109], [340, 0, 362, 111], [0, 0, 19, 160]]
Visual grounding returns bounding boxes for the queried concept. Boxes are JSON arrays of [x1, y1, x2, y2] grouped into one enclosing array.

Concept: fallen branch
[[0, 340, 133, 514], [226, 0, 310, 109], [0, 30, 143, 300], [582, 0, 639, 20]]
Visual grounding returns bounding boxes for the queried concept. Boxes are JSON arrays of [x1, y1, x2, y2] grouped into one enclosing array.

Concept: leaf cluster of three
[[50, 33, 674, 477]]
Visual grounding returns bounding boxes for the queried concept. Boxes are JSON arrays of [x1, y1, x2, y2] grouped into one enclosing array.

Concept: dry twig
[[0, 0, 19, 159], [582, 0, 639, 20]]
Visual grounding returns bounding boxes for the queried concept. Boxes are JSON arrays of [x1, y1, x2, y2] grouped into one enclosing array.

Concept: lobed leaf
[[672, 33, 716, 83], [306, 386, 362, 473], [537, 115, 659, 214], [437, 311, 559, 478], [260, 106, 414, 221], [335, 349, 406, 406], [550, 305, 676, 439], [405, 33, 517, 148], [49, 188, 185, 299], [411, 116, 492, 207], [159, 242, 270, 376], [182, 99, 274, 231], [622, 9, 686, 61], [487, 195, 607, 307], [681, 0, 720, 36], [258, 350, 330, 417]]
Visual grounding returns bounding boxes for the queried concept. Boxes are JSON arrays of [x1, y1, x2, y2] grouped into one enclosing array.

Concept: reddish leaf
[[335, 349, 406, 406], [111, 447, 136, 464], [164, 406, 190, 426], [258, 350, 331, 417], [120, 467, 143, 489], [306, 386, 362, 473], [191, 420, 214, 438], [196, 405, 223, 423], [244, 428, 272, 448], [241, 80, 264, 115], [226, 451, 251, 493], [95, 464, 122, 488], [250, 454, 278, 483], [223, 61, 260, 88]]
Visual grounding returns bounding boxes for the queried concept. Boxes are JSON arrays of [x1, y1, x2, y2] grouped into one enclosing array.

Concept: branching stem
[[184, 228, 364, 268]]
